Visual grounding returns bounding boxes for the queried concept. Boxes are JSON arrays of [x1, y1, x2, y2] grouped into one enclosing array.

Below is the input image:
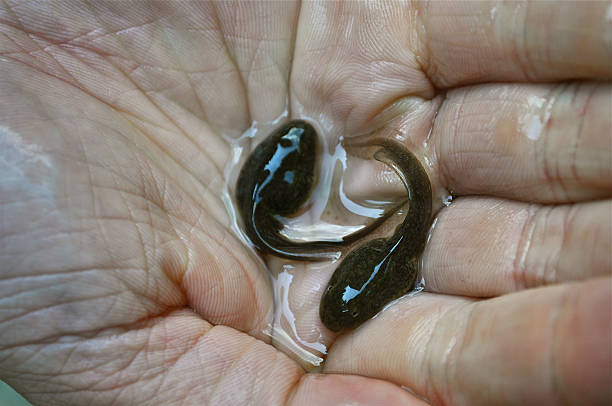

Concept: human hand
[[0, 1, 610, 406]]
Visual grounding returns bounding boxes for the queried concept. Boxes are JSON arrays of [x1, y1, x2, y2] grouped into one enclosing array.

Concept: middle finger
[[422, 196, 611, 297]]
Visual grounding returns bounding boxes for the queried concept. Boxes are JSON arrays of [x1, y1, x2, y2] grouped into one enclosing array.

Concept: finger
[[416, 1, 612, 88], [325, 279, 612, 406], [433, 82, 612, 203], [289, 374, 428, 406], [421, 197, 612, 297]]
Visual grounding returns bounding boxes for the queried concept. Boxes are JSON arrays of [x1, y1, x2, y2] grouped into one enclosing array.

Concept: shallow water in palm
[[223, 115, 443, 369]]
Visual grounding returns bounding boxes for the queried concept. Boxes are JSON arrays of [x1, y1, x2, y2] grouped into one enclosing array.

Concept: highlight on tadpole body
[[234, 120, 432, 333]]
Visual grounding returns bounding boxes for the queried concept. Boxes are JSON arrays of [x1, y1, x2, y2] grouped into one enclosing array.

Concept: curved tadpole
[[319, 139, 433, 333], [235, 120, 405, 261]]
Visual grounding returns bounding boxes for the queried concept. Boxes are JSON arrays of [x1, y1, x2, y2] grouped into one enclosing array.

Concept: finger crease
[[513, 204, 538, 290]]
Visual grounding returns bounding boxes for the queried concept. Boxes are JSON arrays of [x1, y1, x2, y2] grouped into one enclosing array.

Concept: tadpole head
[[319, 239, 389, 333], [258, 120, 317, 214], [319, 283, 368, 333]]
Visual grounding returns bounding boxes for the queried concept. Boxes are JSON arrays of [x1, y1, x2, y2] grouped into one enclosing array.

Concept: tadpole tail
[[249, 198, 408, 261], [371, 140, 432, 258], [245, 138, 432, 262]]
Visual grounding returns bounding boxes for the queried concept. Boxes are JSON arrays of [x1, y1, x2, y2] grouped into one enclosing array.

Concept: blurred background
[[0, 381, 31, 405]]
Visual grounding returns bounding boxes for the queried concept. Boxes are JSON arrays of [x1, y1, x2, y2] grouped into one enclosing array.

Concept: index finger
[[416, 1, 612, 88]]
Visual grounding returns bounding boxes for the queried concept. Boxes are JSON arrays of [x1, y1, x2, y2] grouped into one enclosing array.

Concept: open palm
[[1, 2, 610, 405]]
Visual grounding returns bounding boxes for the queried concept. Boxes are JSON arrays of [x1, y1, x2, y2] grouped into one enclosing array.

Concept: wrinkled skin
[[0, 2, 611, 406]]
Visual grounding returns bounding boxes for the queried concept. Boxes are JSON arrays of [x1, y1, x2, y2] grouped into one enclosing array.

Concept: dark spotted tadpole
[[235, 120, 404, 261], [319, 140, 432, 332]]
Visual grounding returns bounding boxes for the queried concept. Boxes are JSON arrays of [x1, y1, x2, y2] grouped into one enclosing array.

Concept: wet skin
[[236, 120, 432, 332], [236, 120, 404, 261]]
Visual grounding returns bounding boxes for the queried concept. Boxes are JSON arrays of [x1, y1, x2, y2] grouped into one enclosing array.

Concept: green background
[[0, 381, 31, 406]]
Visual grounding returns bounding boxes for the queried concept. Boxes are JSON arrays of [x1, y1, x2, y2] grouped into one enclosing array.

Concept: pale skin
[[0, 1, 610, 405]]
